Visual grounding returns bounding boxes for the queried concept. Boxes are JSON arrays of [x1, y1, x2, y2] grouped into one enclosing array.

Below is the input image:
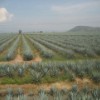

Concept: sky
[[0, 0, 100, 33]]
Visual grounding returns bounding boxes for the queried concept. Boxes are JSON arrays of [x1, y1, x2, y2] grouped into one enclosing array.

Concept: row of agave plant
[[0, 35, 17, 53], [0, 60, 99, 83], [30, 35, 75, 59], [38, 35, 97, 57], [5, 36, 20, 61], [0, 34, 14, 45], [27, 36, 54, 59], [22, 35, 35, 60], [33, 34, 100, 57], [4, 85, 100, 100]]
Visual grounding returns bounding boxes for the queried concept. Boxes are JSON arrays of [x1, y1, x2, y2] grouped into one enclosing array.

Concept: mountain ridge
[[67, 26, 100, 35]]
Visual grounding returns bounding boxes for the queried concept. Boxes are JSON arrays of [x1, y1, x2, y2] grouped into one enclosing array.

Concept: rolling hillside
[[67, 26, 100, 35]]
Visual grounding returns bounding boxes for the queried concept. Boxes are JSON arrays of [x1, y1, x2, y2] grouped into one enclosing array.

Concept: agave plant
[[54, 91, 63, 100], [27, 36, 54, 59], [0, 35, 16, 53], [49, 86, 58, 96], [49, 66, 60, 77], [30, 69, 44, 83], [30, 36, 75, 58], [5, 88, 13, 100], [91, 71, 100, 83], [60, 88, 68, 95], [91, 88, 100, 99], [17, 88, 24, 96], [7, 88, 13, 96], [5, 95, 12, 100], [6, 66, 14, 77], [17, 95, 28, 100], [22, 35, 34, 61], [71, 85, 78, 93], [6, 36, 20, 61], [18, 68, 24, 77], [37, 90, 48, 100]]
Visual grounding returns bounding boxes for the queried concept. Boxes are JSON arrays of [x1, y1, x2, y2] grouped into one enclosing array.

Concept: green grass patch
[[0, 72, 75, 84], [0, 75, 32, 85], [41, 73, 75, 83]]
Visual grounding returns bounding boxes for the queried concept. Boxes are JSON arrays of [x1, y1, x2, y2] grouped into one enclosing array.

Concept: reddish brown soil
[[0, 78, 99, 95], [32, 55, 42, 62], [0, 54, 42, 64], [12, 54, 23, 63]]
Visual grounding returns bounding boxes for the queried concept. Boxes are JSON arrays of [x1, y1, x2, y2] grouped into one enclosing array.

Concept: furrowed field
[[0, 33, 100, 100]]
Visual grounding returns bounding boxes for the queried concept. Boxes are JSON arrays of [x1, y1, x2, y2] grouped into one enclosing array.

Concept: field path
[[12, 48, 23, 63], [0, 48, 42, 64], [32, 55, 42, 62], [0, 78, 99, 95]]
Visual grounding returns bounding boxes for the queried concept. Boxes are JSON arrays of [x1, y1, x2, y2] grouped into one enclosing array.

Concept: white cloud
[[51, 1, 100, 14], [0, 8, 13, 22], [48, 1, 100, 31]]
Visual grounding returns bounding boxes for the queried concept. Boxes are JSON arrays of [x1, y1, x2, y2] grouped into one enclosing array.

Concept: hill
[[67, 26, 100, 35]]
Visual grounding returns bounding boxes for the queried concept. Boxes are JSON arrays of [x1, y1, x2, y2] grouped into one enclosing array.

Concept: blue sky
[[0, 0, 100, 33]]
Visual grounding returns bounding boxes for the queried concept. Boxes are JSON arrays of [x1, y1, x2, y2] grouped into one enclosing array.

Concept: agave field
[[0, 33, 100, 100]]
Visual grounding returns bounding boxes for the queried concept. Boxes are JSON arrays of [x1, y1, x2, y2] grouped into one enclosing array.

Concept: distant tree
[[40, 31, 43, 33], [19, 30, 22, 34]]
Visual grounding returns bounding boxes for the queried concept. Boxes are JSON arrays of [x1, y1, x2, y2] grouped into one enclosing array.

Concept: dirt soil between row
[[0, 78, 99, 95], [0, 54, 42, 64]]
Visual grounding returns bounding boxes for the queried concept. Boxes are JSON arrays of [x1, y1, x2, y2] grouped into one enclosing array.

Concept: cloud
[[0, 8, 13, 22], [51, 1, 100, 14], [49, 0, 100, 31]]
